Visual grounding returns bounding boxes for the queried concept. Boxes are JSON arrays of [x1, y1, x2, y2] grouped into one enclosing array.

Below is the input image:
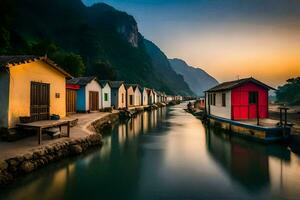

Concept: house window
[[122, 93, 124, 103], [249, 91, 258, 104], [104, 93, 108, 101], [222, 93, 226, 107]]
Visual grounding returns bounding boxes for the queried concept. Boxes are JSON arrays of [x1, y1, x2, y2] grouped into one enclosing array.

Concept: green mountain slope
[[0, 0, 194, 95]]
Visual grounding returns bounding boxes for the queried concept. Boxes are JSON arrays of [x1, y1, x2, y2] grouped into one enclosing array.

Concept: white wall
[[101, 83, 111, 108], [208, 91, 232, 119], [134, 88, 142, 106], [85, 79, 102, 111], [118, 84, 126, 109], [142, 89, 148, 106]]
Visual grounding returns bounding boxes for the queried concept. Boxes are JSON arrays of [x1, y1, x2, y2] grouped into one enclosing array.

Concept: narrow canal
[[1, 103, 300, 200]]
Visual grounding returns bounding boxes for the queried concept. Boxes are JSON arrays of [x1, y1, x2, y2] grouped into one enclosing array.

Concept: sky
[[82, 0, 300, 87]]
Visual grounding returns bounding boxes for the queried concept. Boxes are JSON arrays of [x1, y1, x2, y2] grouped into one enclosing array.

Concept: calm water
[[1, 103, 300, 200]]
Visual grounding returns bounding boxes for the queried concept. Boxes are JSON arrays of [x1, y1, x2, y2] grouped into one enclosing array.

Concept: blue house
[[67, 77, 102, 112]]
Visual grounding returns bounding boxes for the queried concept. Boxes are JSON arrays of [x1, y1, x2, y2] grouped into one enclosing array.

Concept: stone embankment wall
[[0, 113, 119, 186]]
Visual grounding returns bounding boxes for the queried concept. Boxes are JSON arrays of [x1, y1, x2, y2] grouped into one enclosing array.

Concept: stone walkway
[[0, 111, 118, 160]]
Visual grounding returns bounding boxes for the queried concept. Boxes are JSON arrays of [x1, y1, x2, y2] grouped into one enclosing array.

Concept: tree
[[87, 61, 117, 80], [276, 77, 300, 105], [51, 51, 86, 77]]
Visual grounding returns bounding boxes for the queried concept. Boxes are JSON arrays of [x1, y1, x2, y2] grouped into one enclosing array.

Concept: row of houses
[[0, 56, 179, 131], [66, 77, 170, 113]]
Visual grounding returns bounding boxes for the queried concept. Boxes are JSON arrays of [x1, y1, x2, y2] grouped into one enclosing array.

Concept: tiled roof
[[67, 77, 96, 86], [0, 55, 72, 78], [206, 77, 275, 92], [109, 81, 124, 89], [98, 80, 111, 88]]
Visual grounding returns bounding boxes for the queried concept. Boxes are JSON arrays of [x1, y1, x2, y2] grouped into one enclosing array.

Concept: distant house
[[125, 84, 135, 107], [147, 89, 154, 105], [167, 95, 174, 102], [152, 90, 158, 104], [0, 56, 71, 131], [141, 88, 149, 106], [205, 77, 275, 120], [110, 81, 126, 109], [66, 83, 80, 115], [130, 84, 142, 106], [67, 77, 101, 112], [99, 80, 111, 109], [156, 91, 162, 103]]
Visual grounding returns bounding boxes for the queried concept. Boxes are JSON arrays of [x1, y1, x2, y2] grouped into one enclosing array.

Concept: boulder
[[0, 160, 8, 171], [71, 145, 83, 155], [20, 161, 35, 173]]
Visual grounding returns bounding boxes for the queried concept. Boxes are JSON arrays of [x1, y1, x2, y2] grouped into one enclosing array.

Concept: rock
[[24, 153, 33, 160], [0, 160, 8, 171], [8, 159, 19, 167], [71, 145, 83, 155], [20, 161, 35, 173]]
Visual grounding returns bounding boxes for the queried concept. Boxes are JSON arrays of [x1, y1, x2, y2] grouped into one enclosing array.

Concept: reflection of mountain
[[206, 129, 291, 192]]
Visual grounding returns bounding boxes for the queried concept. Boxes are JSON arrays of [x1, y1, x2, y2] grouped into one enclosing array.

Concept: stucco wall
[[142, 90, 148, 106], [134, 89, 142, 106], [85, 80, 102, 111], [118, 84, 126, 109], [209, 91, 232, 119], [0, 72, 9, 128], [101, 84, 111, 108], [8, 60, 67, 128], [76, 87, 86, 112], [126, 87, 135, 107]]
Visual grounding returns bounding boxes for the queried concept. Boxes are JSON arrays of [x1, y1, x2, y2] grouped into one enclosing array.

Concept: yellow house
[[0, 55, 72, 131]]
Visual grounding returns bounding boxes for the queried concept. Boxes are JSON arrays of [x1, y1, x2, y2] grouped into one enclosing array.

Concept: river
[[1, 103, 300, 200]]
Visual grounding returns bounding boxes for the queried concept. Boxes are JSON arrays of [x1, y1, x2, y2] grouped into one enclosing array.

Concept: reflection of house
[[0, 56, 71, 131], [205, 77, 274, 120], [206, 128, 270, 191], [99, 80, 111, 109], [110, 81, 126, 109], [67, 77, 101, 112]]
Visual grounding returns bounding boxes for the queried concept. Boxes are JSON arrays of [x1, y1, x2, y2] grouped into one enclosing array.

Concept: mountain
[[143, 39, 194, 96], [169, 58, 218, 96], [0, 0, 193, 96]]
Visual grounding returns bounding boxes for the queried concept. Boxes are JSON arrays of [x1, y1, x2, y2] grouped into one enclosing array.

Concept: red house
[[205, 77, 275, 121]]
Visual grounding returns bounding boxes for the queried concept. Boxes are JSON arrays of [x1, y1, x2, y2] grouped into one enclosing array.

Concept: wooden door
[[30, 82, 50, 121], [66, 89, 77, 114], [89, 91, 99, 111]]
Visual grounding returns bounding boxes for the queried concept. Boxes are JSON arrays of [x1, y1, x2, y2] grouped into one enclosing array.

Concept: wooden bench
[[17, 120, 71, 145]]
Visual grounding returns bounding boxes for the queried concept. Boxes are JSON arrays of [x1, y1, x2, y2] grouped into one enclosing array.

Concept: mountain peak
[[169, 58, 218, 96]]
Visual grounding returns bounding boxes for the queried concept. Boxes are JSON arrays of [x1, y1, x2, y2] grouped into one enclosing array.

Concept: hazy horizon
[[83, 0, 300, 87]]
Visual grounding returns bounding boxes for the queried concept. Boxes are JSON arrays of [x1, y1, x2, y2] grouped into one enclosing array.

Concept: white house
[[147, 89, 154, 105], [132, 85, 142, 106], [99, 80, 111, 109], [152, 90, 158, 104], [141, 87, 149, 106]]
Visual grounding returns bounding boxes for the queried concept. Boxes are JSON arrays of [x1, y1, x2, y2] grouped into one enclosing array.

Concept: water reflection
[[1, 105, 300, 200]]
